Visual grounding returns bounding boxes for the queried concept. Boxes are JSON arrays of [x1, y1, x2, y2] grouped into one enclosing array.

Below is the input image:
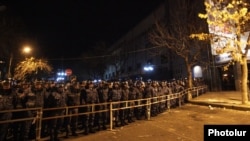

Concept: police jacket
[[97, 87, 109, 103], [0, 88, 14, 111], [82, 88, 99, 104], [66, 88, 80, 106], [108, 88, 122, 101]]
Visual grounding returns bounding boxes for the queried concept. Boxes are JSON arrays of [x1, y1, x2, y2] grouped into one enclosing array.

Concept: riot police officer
[[12, 81, 36, 141], [120, 81, 129, 126], [47, 83, 65, 141], [143, 80, 153, 119], [127, 81, 137, 123], [65, 82, 80, 137], [41, 81, 53, 137], [81, 81, 99, 135], [0, 80, 14, 141], [79, 80, 87, 130], [108, 81, 122, 128], [134, 80, 144, 120], [151, 81, 159, 116], [29, 80, 46, 139], [96, 81, 109, 130]]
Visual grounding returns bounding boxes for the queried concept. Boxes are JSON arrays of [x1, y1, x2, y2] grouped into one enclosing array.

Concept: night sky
[[3, 0, 164, 69]]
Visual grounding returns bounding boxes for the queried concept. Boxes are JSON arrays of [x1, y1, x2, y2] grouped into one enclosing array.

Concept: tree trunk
[[7, 53, 13, 79], [241, 56, 248, 104], [185, 58, 193, 101]]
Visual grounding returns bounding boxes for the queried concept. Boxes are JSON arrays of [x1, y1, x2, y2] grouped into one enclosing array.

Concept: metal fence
[[0, 85, 207, 140]]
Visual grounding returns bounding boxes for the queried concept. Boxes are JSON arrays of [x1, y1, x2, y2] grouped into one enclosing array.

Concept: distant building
[[104, 3, 170, 81], [104, 0, 248, 92], [104, 0, 208, 82]]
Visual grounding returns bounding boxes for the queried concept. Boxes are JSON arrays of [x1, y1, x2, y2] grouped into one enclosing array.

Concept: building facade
[[103, 0, 225, 91]]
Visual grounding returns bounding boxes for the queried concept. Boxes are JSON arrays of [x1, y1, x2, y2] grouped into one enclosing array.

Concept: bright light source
[[57, 72, 66, 76], [23, 46, 32, 54], [193, 65, 202, 78], [144, 66, 154, 71], [56, 77, 65, 82]]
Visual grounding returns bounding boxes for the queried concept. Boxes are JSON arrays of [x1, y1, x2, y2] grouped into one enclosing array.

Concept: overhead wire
[[46, 45, 162, 61]]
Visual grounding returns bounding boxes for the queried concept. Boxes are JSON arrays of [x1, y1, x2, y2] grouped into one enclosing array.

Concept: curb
[[188, 101, 250, 111]]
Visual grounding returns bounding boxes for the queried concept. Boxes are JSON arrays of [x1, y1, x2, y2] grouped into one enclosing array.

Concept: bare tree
[[190, 0, 250, 104], [149, 0, 207, 100]]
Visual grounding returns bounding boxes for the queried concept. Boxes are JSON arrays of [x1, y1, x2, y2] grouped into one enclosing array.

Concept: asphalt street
[[52, 103, 250, 141]]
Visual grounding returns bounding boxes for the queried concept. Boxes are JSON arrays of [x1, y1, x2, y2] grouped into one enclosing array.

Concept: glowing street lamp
[[23, 46, 32, 55]]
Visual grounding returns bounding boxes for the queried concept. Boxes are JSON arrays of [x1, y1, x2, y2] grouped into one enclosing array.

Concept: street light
[[23, 46, 32, 55]]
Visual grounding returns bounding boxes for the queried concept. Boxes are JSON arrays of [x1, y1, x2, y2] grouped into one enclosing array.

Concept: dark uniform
[[143, 81, 153, 119], [108, 82, 121, 128], [65, 82, 80, 137], [47, 84, 65, 141], [0, 81, 14, 141], [160, 81, 171, 110], [151, 81, 159, 116], [29, 81, 45, 139], [134, 81, 144, 120], [12, 82, 36, 141], [96, 81, 109, 130], [128, 82, 137, 122], [79, 81, 87, 130], [41, 81, 53, 137], [120, 81, 129, 126], [81, 81, 99, 135]]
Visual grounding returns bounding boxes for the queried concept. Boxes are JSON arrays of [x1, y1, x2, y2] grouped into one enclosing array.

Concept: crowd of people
[[0, 78, 205, 141]]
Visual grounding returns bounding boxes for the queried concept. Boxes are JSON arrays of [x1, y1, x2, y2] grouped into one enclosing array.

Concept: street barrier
[[0, 85, 207, 140]]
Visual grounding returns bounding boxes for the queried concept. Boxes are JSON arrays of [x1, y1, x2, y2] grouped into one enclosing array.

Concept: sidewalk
[[188, 91, 250, 111], [56, 91, 250, 141]]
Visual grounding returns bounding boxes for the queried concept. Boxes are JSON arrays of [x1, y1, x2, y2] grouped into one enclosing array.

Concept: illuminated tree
[[190, 0, 250, 104], [149, 0, 207, 100], [13, 57, 52, 81]]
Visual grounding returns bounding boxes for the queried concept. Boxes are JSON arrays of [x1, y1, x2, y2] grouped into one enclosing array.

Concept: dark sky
[[4, 0, 164, 68]]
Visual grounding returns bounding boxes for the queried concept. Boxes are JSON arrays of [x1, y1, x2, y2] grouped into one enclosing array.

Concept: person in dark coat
[[47, 83, 65, 141], [95, 81, 109, 130], [108, 81, 122, 128], [81, 81, 99, 135], [0, 81, 14, 141], [12, 81, 36, 141], [64, 82, 80, 137]]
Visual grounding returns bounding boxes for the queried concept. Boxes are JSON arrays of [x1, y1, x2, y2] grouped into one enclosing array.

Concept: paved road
[[52, 103, 250, 141]]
